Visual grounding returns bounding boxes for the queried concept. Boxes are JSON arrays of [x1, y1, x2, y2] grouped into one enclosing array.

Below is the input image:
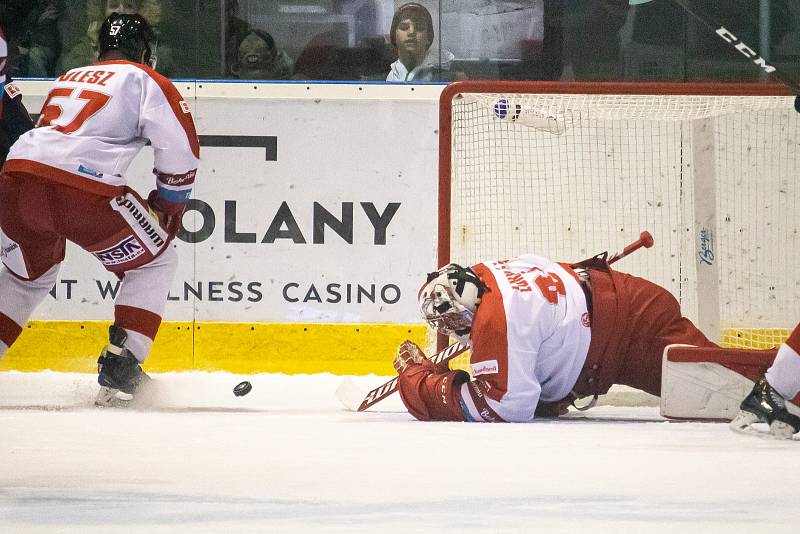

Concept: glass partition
[[1, 0, 798, 84]]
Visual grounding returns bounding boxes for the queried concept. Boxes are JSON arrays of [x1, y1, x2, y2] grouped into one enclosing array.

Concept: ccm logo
[[716, 27, 776, 74], [471, 360, 499, 376]]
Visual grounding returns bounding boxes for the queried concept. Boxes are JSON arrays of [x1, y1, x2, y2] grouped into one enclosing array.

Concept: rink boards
[[1, 81, 443, 374], [0, 81, 793, 374]]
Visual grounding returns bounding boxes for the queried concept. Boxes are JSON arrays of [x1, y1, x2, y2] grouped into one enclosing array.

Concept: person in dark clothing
[[0, 24, 35, 169]]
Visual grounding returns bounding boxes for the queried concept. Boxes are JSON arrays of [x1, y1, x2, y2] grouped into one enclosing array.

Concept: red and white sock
[[765, 324, 800, 400]]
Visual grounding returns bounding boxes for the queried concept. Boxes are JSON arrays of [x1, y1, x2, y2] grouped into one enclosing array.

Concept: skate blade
[[95, 386, 133, 408], [769, 420, 799, 440], [730, 410, 797, 440]]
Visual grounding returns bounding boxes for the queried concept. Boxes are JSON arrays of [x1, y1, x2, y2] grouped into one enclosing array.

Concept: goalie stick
[[337, 231, 655, 412], [336, 340, 470, 412]]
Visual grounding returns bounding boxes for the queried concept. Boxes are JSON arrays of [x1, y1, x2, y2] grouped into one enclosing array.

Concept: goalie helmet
[[418, 264, 486, 339], [98, 13, 157, 69]]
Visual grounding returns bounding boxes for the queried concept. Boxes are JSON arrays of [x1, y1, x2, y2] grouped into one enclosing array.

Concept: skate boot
[[95, 325, 151, 407], [730, 377, 800, 439]]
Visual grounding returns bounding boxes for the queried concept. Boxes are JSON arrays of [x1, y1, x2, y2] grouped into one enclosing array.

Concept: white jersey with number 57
[[5, 60, 199, 198]]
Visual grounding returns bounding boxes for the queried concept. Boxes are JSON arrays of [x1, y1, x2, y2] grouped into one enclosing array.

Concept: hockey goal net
[[439, 81, 799, 352]]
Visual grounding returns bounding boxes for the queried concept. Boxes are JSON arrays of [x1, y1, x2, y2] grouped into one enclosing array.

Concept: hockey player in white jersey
[[0, 13, 200, 406]]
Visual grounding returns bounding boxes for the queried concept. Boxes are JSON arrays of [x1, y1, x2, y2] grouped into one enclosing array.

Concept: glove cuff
[[153, 168, 195, 213]]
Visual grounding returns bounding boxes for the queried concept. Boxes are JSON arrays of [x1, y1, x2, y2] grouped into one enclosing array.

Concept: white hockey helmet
[[418, 264, 486, 339]]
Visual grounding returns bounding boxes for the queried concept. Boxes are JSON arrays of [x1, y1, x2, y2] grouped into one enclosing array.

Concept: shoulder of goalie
[[397, 357, 471, 422], [660, 344, 788, 421]]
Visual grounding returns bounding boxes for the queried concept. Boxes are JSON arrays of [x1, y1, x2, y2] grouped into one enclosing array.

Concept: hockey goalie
[[392, 252, 800, 439]]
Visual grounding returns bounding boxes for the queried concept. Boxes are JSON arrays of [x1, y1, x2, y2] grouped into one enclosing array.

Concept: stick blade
[[336, 378, 365, 412]]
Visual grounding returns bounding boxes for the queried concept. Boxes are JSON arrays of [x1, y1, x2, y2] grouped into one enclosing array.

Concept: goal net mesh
[[443, 87, 799, 351]]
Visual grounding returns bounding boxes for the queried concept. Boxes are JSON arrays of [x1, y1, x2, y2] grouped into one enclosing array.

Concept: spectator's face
[[236, 33, 277, 79], [395, 17, 430, 58], [106, 0, 139, 16]]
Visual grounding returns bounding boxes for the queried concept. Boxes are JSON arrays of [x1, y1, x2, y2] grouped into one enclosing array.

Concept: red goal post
[[438, 81, 798, 351]]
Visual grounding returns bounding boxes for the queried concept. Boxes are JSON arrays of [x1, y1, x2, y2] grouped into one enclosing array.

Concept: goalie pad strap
[[396, 359, 469, 421]]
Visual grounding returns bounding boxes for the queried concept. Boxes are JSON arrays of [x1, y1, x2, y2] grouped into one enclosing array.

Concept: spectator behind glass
[[0, 0, 62, 77], [1, 22, 35, 167], [231, 30, 293, 80], [57, 0, 174, 76], [224, 0, 250, 78], [386, 2, 455, 82]]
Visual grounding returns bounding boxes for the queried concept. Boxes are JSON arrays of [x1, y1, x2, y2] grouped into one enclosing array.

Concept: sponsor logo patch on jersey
[[77, 164, 104, 178], [92, 236, 144, 266], [581, 312, 591, 327], [471, 360, 499, 376], [179, 100, 191, 114]]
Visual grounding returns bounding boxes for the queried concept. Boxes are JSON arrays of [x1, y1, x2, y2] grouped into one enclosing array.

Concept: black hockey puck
[[233, 381, 252, 397], [795, 95, 800, 114]]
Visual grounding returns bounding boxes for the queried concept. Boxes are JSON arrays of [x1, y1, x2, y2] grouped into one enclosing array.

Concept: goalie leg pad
[[660, 344, 778, 421]]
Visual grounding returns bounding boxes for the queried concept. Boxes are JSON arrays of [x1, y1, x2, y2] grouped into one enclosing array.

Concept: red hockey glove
[[393, 340, 427, 374], [147, 189, 184, 240]]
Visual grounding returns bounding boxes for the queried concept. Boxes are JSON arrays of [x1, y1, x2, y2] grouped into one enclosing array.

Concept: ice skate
[[95, 325, 152, 408], [729, 377, 800, 439]]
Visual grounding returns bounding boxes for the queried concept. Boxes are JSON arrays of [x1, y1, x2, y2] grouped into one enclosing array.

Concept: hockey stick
[[336, 231, 655, 412], [336, 340, 470, 412], [638, 0, 800, 97], [607, 230, 654, 264]]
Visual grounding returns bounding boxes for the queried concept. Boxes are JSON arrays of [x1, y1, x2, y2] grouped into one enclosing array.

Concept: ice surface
[[1, 371, 798, 533]]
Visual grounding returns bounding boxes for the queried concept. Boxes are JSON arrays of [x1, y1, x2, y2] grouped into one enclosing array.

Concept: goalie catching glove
[[393, 340, 470, 421], [393, 340, 428, 373]]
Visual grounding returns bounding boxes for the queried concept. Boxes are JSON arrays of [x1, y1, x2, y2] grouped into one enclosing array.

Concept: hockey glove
[[393, 340, 428, 374], [147, 189, 184, 241]]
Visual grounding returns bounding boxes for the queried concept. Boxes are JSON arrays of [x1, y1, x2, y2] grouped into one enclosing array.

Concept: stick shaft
[[354, 341, 470, 411], [669, 0, 800, 93]]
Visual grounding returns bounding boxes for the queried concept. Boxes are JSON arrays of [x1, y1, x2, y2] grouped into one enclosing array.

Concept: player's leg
[[0, 174, 65, 358], [613, 271, 718, 396], [0, 263, 61, 357], [54, 185, 179, 404], [110, 244, 178, 362], [732, 324, 800, 438], [93, 246, 177, 406], [660, 344, 777, 421], [765, 324, 800, 402]]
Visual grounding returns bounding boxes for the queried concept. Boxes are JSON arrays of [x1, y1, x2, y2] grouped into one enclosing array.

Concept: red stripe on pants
[[0, 312, 23, 347]]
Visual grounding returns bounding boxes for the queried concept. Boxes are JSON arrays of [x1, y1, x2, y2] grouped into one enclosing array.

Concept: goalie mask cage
[[439, 81, 799, 350]]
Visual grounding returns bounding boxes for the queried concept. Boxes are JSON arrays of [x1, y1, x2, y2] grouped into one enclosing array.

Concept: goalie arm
[[394, 340, 470, 421]]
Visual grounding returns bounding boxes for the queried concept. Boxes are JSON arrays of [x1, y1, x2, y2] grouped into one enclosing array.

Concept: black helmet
[[98, 12, 157, 68]]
